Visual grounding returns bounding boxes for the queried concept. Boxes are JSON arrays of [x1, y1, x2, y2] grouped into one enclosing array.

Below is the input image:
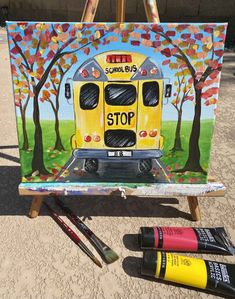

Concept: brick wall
[[0, 0, 234, 38]]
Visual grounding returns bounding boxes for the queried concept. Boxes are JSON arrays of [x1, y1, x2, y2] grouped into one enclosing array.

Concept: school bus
[[66, 51, 171, 173]]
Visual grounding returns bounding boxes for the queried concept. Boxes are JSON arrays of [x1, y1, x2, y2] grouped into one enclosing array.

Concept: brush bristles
[[103, 249, 119, 264]]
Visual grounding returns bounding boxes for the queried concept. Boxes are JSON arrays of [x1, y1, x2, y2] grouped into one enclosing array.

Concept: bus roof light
[[106, 54, 132, 63], [141, 69, 147, 76], [81, 69, 89, 78]]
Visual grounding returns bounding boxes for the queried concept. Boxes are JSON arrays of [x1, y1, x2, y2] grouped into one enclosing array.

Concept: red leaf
[[84, 47, 90, 55], [141, 33, 150, 40], [181, 33, 191, 39], [214, 50, 224, 57], [51, 168, 59, 175], [171, 47, 178, 55], [176, 24, 189, 32], [62, 23, 70, 32], [188, 77, 194, 84], [28, 55, 35, 65], [50, 69, 57, 78], [161, 48, 171, 57], [195, 82, 205, 90], [204, 27, 213, 33], [162, 59, 171, 65], [208, 60, 219, 70], [177, 178, 184, 183], [69, 27, 76, 37], [201, 87, 219, 99], [47, 50, 55, 61], [45, 82, 50, 88], [209, 70, 220, 79], [166, 31, 176, 37], [151, 24, 163, 33], [131, 40, 140, 46], [37, 66, 44, 76], [186, 49, 196, 56], [24, 25, 33, 36], [185, 96, 194, 101], [11, 46, 19, 54], [15, 34, 22, 42], [152, 41, 161, 48], [194, 33, 203, 40]]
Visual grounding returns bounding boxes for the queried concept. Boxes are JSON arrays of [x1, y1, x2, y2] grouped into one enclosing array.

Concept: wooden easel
[[22, 0, 226, 221]]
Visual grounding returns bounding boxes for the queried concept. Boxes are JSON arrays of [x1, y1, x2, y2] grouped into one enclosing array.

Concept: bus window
[[143, 81, 159, 107], [104, 129, 136, 147], [105, 84, 136, 106], [80, 83, 99, 110]]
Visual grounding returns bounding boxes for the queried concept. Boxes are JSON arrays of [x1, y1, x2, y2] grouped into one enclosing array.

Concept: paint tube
[[139, 227, 235, 255], [142, 251, 235, 297]]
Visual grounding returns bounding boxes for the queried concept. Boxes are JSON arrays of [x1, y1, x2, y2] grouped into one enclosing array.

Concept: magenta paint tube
[[139, 227, 235, 255]]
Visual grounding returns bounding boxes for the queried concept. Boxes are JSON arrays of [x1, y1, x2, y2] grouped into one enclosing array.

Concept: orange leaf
[[42, 90, 50, 100]]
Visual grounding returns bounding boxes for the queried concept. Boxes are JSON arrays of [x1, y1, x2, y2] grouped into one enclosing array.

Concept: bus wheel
[[139, 159, 152, 173], [84, 158, 98, 173]]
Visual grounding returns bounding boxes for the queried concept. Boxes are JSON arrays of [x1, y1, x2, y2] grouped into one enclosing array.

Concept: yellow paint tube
[[141, 251, 235, 297]]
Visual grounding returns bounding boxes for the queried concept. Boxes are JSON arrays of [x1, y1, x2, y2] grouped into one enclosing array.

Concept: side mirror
[[65, 83, 71, 99], [165, 83, 172, 98]]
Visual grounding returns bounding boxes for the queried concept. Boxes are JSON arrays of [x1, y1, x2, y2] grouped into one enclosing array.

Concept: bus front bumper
[[72, 149, 163, 160]]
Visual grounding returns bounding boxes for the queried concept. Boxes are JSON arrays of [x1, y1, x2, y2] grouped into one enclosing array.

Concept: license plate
[[107, 151, 132, 157]]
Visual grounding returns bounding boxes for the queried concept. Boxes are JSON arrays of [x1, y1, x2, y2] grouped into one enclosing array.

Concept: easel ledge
[[19, 180, 226, 221]]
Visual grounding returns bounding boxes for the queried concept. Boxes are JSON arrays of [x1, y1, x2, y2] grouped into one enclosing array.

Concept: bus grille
[[104, 130, 136, 148]]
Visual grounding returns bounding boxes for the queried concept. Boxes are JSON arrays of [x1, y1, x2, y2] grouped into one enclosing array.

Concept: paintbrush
[[54, 196, 119, 264], [43, 201, 102, 268]]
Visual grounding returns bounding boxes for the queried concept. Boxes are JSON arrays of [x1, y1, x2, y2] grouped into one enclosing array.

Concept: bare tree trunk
[[21, 110, 29, 150], [171, 111, 183, 152], [179, 88, 206, 174], [54, 109, 65, 151], [31, 92, 49, 175]]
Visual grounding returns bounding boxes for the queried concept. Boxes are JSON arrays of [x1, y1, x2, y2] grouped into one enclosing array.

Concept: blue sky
[[7, 22, 226, 122]]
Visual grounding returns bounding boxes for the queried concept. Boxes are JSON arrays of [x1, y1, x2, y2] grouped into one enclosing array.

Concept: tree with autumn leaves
[[170, 73, 193, 152], [41, 54, 78, 151], [8, 22, 116, 176], [132, 23, 226, 174], [11, 63, 33, 151]]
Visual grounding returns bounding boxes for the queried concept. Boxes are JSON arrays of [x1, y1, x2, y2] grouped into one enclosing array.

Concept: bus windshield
[[105, 84, 136, 106]]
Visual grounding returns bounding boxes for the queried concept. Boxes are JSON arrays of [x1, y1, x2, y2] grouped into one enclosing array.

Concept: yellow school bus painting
[[68, 51, 171, 174], [7, 22, 227, 184]]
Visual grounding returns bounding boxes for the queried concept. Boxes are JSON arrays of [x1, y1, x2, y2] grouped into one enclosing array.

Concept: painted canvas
[[7, 22, 227, 184]]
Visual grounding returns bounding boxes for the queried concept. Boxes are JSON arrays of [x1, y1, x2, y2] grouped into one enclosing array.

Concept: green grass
[[161, 119, 214, 183], [17, 118, 214, 183], [17, 118, 75, 177]]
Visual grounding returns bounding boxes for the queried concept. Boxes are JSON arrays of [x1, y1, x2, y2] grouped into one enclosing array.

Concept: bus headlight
[[149, 129, 158, 137]]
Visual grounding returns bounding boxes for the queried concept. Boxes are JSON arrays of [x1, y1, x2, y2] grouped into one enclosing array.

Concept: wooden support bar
[[187, 196, 201, 221], [81, 0, 99, 22], [29, 196, 44, 218], [143, 0, 160, 23], [116, 0, 125, 22]]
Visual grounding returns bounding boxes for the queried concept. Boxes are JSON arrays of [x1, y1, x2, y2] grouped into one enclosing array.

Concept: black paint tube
[[139, 227, 235, 255], [142, 251, 235, 297]]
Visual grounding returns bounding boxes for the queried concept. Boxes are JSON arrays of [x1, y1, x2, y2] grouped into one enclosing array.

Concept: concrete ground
[[0, 27, 235, 299]]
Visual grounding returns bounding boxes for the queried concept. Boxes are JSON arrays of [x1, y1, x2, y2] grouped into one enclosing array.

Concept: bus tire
[[139, 159, 152, 173], [84, 158, 98, 173]]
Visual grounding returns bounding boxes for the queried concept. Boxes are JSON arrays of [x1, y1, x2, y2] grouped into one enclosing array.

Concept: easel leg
[[187, 196, 201, 221], [29, 196, 44, 218]]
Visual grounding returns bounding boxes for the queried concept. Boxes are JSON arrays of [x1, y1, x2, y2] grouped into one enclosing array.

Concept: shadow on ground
[[0, 165, 191, 220]]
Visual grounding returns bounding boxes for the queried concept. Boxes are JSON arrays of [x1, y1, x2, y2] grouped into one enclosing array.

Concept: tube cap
[[141, 251, 157, 277], [139, 227, 155, 249]]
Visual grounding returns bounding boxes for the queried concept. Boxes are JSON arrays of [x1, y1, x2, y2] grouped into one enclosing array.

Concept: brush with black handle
[[54, 196, 119, 264], [44, 201, 102, 268]]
